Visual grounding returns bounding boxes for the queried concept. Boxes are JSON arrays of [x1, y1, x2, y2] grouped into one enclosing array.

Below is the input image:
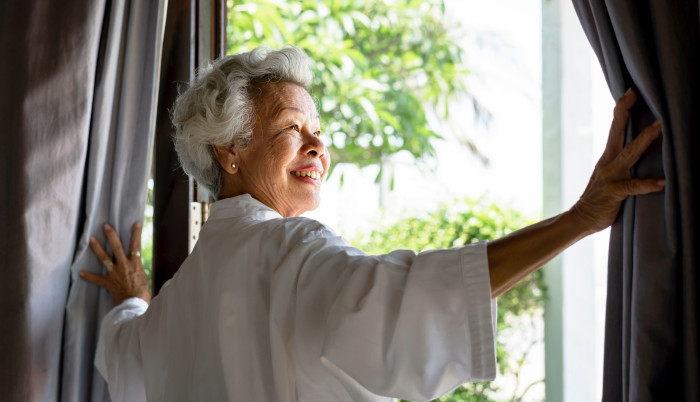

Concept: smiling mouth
[[290, 170, 322, 180]]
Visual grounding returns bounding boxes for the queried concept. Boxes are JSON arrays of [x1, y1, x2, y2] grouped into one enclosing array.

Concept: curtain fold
[[572, 1, 700, 401], [0, 0, 166, 400]]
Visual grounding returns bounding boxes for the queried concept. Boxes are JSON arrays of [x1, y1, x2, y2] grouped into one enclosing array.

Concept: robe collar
[[208, 194, 283, 222]]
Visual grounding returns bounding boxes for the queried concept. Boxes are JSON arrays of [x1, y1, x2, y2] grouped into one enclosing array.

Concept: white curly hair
[[171, 46, 313, 199]]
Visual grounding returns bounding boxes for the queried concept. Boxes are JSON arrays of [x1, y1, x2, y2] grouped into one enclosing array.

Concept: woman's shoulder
[[282, 215, 334, 233], [277, 216, 346, 246]]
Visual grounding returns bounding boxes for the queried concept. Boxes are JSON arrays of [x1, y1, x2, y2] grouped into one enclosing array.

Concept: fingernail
[[135, 221, 142, 228], [79, 271, 86, 277], [104, 223, 111, 231], [653, 119, 661, 128], [657, 179, 666, 187], [625, 87, 633, 96], [89, 237, 96, 243]]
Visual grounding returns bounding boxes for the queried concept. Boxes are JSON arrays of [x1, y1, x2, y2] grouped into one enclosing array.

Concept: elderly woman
[[80, 47, 663, 401]]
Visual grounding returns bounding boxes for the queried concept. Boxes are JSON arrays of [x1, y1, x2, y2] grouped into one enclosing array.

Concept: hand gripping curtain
[[571, 1, 700, 401], [0, 0, 166, 400]]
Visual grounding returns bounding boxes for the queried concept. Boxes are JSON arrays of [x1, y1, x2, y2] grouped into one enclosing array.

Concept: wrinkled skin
[[214, 81, 330, 217], [570, 88, 664, 233], [81, 222, 151, 305]]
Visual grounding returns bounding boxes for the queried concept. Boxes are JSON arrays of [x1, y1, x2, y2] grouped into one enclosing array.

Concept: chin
[[298, 195, 321, 215]]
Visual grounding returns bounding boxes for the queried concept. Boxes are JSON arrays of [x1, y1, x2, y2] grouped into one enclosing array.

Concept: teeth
[[291, 170, 322, 179]]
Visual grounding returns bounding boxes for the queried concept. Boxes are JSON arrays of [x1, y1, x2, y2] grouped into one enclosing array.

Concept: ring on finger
[[102, 259, 114, 272], [130, 250, 141, 257]]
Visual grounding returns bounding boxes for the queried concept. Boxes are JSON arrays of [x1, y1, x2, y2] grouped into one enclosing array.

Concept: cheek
[[265, 140, 296, 179]]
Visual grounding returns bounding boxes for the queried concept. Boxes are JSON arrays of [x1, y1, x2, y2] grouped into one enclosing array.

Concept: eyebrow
[[270, 105, 320, 121]]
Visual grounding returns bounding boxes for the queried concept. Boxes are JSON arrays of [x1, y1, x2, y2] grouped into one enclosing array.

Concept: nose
[[302, 130, 326, 159]]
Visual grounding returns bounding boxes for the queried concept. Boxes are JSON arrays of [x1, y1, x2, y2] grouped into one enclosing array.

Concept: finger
[[89, 237, 112, 261], [600, 89, 637, 166], [79, 271, 111, 289], [129, 221, 142, 258], [611, 89, 637, 138], [615, 87, 637, 110], [615, 119, 662, 169], [104, 223, 128, 265], [616, 177, 666, 196]]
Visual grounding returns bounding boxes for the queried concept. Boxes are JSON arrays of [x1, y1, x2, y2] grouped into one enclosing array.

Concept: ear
[[212, 144, 239, 175]]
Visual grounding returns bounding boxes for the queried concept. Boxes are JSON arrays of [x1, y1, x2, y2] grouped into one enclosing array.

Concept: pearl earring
[[231, 163, 236, 169]]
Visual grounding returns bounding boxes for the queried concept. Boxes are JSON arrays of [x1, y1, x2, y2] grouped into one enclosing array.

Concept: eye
[[288, 124, 300, 132], [313, 130, 322, 137]]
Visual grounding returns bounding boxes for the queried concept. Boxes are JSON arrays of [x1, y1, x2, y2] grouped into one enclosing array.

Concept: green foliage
[[352, 198, 546, 402], [227, 0, 471, 173]]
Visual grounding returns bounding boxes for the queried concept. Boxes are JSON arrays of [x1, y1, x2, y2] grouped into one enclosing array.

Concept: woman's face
[[234, 81, 330, 217]]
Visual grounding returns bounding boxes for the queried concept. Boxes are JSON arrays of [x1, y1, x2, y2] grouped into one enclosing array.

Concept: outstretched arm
[[487, 89, 664, 297]]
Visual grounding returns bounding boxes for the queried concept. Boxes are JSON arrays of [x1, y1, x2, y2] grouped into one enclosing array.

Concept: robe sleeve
[[298, 224, 497, 401], [95, 297, 149, 402]]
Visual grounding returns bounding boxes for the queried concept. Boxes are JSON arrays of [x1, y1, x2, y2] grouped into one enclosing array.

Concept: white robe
[[95, 194, 497, 402]]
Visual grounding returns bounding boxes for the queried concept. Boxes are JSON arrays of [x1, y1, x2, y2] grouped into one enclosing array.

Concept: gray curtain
[[0, 0, 166, 400], [572, 1, 700, 401]]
